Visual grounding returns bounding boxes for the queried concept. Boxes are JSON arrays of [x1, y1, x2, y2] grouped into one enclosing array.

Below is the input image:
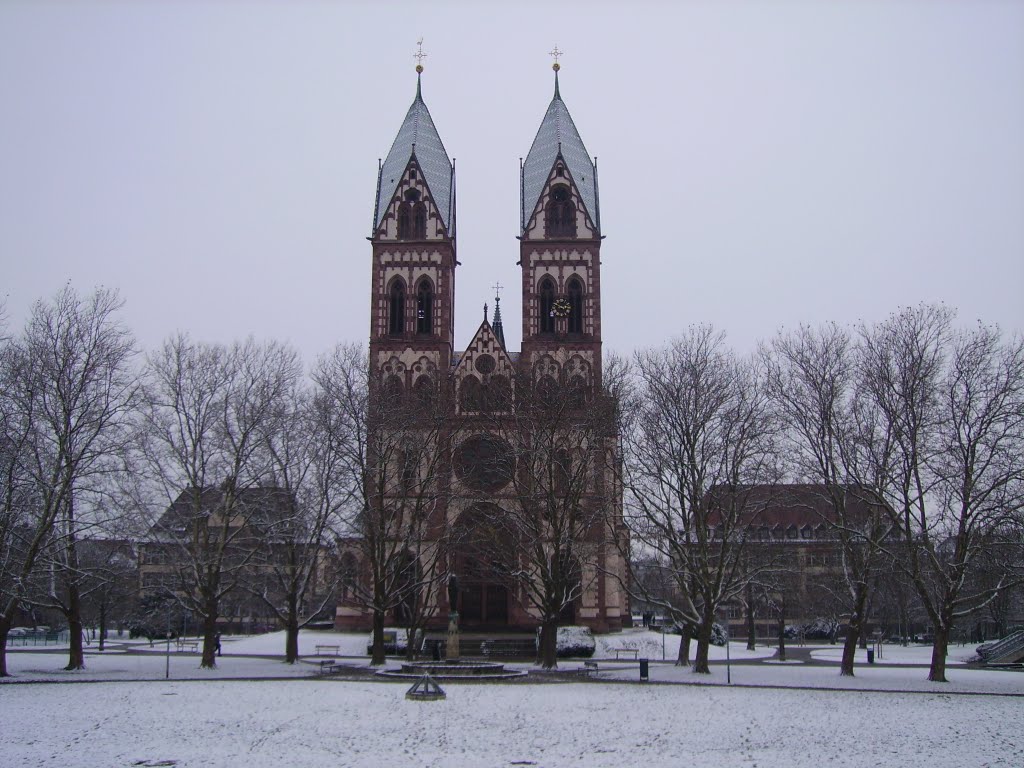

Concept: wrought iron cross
[[414, 38, 428, 70], [492, 281, 503, 300], [549, 45, 563, 66]]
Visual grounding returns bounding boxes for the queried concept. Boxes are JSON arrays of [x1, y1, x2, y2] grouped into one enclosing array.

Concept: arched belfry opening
[[388, 279, 406, 336], [566, 276, 584, 334], [545, 184, 576, 238], [539, 277, 556, 334], [416, 279, 433, 334]]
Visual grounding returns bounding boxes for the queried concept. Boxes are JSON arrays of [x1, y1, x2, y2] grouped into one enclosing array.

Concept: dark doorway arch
[[451, 504, 515, 628]]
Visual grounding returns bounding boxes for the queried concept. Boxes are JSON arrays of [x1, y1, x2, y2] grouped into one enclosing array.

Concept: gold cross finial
[[414, 38, 428, 73], [549, 45, 563, 72], [492, 281, 503, 300]]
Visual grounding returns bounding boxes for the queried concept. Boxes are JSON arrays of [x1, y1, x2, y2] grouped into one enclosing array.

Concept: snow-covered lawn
[[5, 630, 1018, 695], [2, 678, 1021, 768]]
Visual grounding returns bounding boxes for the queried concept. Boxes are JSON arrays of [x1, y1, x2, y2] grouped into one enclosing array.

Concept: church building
[[335, 59, 627, 635]]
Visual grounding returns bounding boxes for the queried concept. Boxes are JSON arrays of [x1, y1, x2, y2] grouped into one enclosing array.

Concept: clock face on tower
[[453, 434, 514, 492]]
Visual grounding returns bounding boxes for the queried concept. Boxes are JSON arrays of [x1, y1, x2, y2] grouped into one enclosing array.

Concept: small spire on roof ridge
[[483, 302, 489, 323]]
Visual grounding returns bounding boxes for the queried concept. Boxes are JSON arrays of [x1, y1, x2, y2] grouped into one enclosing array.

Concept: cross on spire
[[492, 281, 503, 301], [414, 38, 428, 73], [549, 45, 563, 71]]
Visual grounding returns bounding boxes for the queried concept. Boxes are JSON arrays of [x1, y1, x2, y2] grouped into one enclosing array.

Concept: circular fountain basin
[[376, 659, 527, 680]]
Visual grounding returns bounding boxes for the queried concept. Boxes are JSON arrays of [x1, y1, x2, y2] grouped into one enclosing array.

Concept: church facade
[[335, 65, 627, 634]]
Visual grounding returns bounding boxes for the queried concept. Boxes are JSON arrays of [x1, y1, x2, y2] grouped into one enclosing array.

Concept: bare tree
[[622, 326, 778, 673], [7, 287, 137, 670], [314, 343, 451, 666], [0, 329, 43, 676], [763, 323, 894, 675], [241, 379, 339, 663], [137, 334, 300, 668], [860, 305, 1024, 681], [472, 363, 621, 670]]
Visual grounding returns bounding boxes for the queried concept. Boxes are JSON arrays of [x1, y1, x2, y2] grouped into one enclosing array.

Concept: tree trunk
[[98, 599, 107, 653], [538, 618, 558, 670], [745, 582, 756, 651], [65, 583, 86, 671], [777, 609, 787, 663], [0, 615, 10, 677], [284, 616, 299, 664], [840, 583, 868, 676], [370, 610, 386, 666], [928, 624, 950, 683], [283, 597, 299, 664], [676, 623, 691, 666], [693, 613, 714, 674], [201, 606, 218, 669]]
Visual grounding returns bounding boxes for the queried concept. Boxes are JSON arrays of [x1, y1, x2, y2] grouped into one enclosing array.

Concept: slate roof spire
[[521, 56, 598, 234], [373, 60, 454, 235], [492, 294, 506, 349]]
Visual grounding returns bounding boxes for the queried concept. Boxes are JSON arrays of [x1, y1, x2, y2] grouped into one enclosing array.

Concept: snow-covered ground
[[2, 678, 1021, 768], [3, 629, 1021, 766]]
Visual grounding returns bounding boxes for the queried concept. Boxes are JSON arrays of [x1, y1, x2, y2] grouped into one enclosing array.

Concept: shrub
[[536, 625, 596, 658]]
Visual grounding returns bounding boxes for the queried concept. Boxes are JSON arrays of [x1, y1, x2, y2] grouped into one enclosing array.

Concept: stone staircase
[[977, 629, 1024, 665]]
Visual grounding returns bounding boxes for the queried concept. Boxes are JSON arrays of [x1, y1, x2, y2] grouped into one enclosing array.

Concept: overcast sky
[[1, 0, 1022, 364]]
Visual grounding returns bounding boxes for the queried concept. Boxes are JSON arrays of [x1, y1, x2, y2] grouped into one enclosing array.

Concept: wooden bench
[[579, 660, 600, 677], [614, 648, 639, 660], [176, 640, 199, 652], [317, 659, 338, 675], [315, 644, 340, 656]]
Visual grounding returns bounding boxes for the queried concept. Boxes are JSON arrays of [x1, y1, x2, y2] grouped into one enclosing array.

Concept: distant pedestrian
[[215, 633, 222, 657]]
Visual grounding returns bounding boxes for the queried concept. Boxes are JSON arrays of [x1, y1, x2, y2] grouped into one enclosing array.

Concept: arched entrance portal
[[451, 504, 515, 629]]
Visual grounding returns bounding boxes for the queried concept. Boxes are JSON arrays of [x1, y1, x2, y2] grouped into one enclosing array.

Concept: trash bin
[[640, 658, 649, 681], [867, 648, 875, 664]]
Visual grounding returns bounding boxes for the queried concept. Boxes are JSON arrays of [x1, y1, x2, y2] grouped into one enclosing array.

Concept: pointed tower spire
[[491, 281, 506, 348], [521, 48, 599, 234], [373, 40, 453, 236]]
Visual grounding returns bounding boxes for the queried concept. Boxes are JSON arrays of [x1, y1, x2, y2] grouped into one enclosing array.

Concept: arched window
[[567, 375, 588, 409], [416, 280, 433, 335], [537, 375, 558, 407], [388, 280, 406, 336], [488, 375, 511, 412], [398, 448, 418, 492], [459, 376, 482, 412], [382, 375, 404, 408], [566, 276, 584, 334], [413, 202, 427, 238], [397, 203, 412, 240], [545, 185, 576, 238], [539, 278, 555, 334], [413, 375, 433, 408], [339, 552, 358, 599]]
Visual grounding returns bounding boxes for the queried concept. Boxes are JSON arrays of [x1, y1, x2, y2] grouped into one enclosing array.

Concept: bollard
[[640, 658, 649, 681]]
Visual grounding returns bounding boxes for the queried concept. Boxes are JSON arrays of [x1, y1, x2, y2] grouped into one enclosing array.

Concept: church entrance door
[[452, 504, 514, 629]]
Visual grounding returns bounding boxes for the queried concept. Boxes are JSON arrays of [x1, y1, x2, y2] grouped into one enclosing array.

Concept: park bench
[[315, 644, 341, 656], [317, 659, 338, 675], [579, 660, 600, 677], [176, 640, 199, 652], [614, 648, 639, 660]]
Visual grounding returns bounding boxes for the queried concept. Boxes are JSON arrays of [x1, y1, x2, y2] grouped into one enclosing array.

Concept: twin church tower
[[368, 60, 604, 412], [347, 58, 625, 632]]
